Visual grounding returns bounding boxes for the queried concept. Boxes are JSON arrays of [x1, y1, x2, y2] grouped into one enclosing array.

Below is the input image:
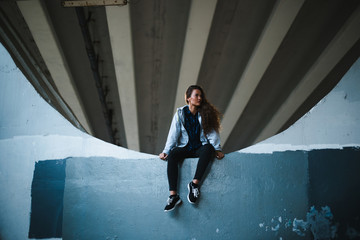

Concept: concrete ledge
[[62, 151, 309, 239]]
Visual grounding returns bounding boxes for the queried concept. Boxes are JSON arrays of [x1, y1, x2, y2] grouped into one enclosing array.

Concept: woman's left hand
[[215, 151, 225, 160]]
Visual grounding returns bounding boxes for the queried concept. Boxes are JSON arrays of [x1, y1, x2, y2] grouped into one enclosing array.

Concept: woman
[[159, 85, 224, 212]]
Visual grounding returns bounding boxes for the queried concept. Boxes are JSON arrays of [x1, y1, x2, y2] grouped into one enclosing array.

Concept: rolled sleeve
[[207, 130, 222, 152], [162, 112, 180, 155]]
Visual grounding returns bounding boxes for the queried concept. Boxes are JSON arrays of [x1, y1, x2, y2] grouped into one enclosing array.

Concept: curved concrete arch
[[1, 44, 360, 239]]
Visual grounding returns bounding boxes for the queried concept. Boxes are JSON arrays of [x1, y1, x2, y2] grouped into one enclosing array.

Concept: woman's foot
[[164, 194, 182, 212], [187, 181, 200, 204]]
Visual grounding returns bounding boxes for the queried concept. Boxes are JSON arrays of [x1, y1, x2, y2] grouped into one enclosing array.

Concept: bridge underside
[[1, 0, 360, 154], [1, 39, 360, 239]]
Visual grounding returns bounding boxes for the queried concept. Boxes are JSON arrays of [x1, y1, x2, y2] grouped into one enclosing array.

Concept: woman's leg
[[167, 147, 189, 193], [193, 144, 215, 183], [186, 144, 215, 204]]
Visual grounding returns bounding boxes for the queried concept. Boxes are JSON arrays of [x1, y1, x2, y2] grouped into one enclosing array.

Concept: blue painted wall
[[26, 148, 360, 239], [308, 148, 360, 239], [62, 152, 309, 240], [28, 159, 66, 238]]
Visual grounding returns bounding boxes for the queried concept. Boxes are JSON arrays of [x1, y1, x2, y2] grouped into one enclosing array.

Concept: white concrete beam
[[255, 6, 360, 143], [17, 0, 92, 134], [220, 0, 305, 145], [173, 0, 217, 112], [106, 6, 140, 151]]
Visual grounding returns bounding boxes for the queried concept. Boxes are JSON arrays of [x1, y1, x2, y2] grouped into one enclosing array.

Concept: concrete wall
[[0, 43, 151, 240], [251, 57, 360, 150], [62, 151, 309, 240], [1, 43, 360, 240]]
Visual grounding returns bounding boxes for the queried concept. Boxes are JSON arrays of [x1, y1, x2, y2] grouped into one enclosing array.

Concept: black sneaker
[[187, 181, 200, 204], [164, 194, 182, 212]]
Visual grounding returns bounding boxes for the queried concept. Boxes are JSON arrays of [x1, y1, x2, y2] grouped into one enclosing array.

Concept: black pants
[[167, 144, 215, 191]]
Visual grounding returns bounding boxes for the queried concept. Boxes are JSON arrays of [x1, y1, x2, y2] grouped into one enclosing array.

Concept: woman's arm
[[159, 152, 168, 160], [206, 130, 225, 159], [206, 130, 222, 152], [160, 111, 180, 157]]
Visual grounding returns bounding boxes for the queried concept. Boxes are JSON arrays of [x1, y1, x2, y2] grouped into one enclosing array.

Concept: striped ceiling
[[1, 0, 359, 154]]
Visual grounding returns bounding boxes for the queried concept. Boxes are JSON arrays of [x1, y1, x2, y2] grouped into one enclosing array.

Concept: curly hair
[[185, 85, 222, 135]]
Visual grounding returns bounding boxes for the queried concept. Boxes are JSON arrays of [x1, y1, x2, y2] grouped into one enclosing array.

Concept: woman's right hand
[[159, 153, 168, 160]]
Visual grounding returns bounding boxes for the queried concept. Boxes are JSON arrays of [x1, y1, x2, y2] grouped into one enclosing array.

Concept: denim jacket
[[162, 105, 222, 155]]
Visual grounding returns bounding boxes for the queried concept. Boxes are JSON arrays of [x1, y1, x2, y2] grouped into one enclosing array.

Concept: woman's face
[[187, 89, 202, 107]]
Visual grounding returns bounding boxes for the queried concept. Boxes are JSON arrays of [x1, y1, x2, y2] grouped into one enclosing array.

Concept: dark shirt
[[183, 106, 202, 151]]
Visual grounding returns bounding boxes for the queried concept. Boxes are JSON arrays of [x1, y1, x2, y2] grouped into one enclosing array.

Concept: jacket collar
[[178, 105, 202, 124]]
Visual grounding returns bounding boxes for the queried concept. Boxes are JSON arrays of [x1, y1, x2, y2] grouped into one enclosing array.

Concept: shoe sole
[[187, 183, 196, 205], [164, 199, 182, 212]]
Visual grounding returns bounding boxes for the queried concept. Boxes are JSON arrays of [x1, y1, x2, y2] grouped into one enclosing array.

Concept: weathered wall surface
[[62, 151, 309, 240], [308, 148, 360, 239], [1, 43, 360, 239], [25, 148, 360, 240]]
